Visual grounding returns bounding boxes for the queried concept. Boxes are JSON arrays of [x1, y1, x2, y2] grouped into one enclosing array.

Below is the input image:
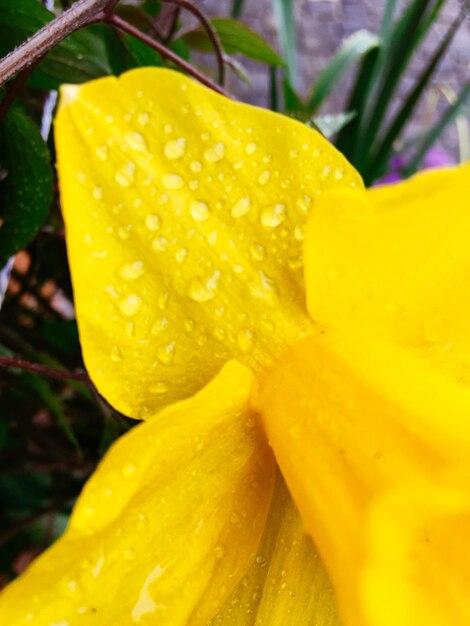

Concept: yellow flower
[[0, 67, 469, 626]]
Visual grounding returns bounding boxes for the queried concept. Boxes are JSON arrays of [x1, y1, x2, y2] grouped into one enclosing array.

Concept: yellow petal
[[255, 329, 470, 626], [306, 163, 470, 344], [55, 67, 362, 418], [210, 473, 341, 625], [0, 360, 276, 626]]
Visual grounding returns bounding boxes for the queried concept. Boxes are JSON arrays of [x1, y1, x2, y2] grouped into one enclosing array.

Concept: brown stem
[[163, 0, 225, 86], [0, 0, 119, 85], [107, 14, 230, 97], [0, 355, 89, 383]]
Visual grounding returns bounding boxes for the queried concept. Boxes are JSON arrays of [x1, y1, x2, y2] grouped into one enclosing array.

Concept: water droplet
[[76, 172, 86, 184], [158, 292, 170, 310], [188, 271, 220, 302], [122, 462, 136, 477], [204, 143, 225, 162], [96, 145, 108, 160], [152, 236, 169, 252], [250, 243, 266, 261], [334, 167, 344, 180], [231, 197, 251, 219], [145, 214, 160, 231], [213, 544, 226, 559], [184, 319, 195, 332], [230, 511, 240, 524], [237, 328, 255, 353], [294, 225, 304, 240], [245, 142, 257, 155], [190, 200, 210, 222], [261, 203, 286, 228], [189, 180, 199, 190], [118, 225, 132, 240], [287, 256, 303, 270], [250, 271, 278, 303], [289, 148, 298, 158], [119, 261, 145, 280], [190, 160, 202, 172], [164, 137, 186, 159], [111, 345, 122, 362], [119, 294, 142, 316], [258, 171, 270, 185], [149, 382, 168, 394], [162, 174, 184, 190], [138, 112, 150, 126], [175, 248, 187, 263], [255, 555, 267, 568], [164, 123, 173, 134], [92, 186, 103, 200], [157, 341, 176, 365], [321, 164, 331, 179], [151, 317, 169, 335], [115, 162, 136, 187], [125, 131, 147, 152]]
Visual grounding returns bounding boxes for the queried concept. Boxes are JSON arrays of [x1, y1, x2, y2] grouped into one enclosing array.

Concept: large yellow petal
[[55, 67, 362, 418], [306, 163, 470, 349], [255, 329, 470, 626], [210, 474, 341, 625], [0, 361, 276, 626]]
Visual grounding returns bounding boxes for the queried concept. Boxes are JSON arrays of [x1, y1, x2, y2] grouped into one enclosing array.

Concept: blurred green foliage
[[0, 0, 468, 587]]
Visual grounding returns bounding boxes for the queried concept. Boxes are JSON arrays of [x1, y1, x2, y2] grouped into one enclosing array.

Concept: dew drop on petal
[[245, 142, 257, 155], [190, 160, 202, 172], [138, 112, 150, 126], [152, 236, 169, 252], [119, 294, 142, 316], [145, 214, 160, 231], [162, 174, 184, 190], [213, 544, 226, 559], [231, 197, 251, 219], [96, 145, 108, 160], [249, 243, 266, 261], [115, 162, 136, 187], [258, 171, 270, 185], [237, 328, 255, 354], [119, 261, 145, 280], [187, 271, 220, 302], [92, 186, 103, 200], [190, 200, 210, 222], [122, 462, 137, 477], [261, 203, 286, 228], [125, 131, 147, 152], [157, 341, 176, 365], [204, 143, 225, 163], [164, 137, 186, 159], [111, 345, 122, 362], [149, 382, 169, 394], [175, 248, 187, 263]]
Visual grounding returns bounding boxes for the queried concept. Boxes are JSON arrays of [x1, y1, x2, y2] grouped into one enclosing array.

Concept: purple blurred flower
[[374, 147, 455, 186]]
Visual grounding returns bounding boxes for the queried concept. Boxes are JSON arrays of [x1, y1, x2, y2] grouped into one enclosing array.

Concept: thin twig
[[0, 0, 119, 85], [107, 14, 230, 97], [0, 355, 89, 383], [163, 0, 225, 85]]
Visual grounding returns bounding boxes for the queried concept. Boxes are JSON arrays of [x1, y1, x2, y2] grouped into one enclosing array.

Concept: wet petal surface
[[0, 361, 275, 626], [56, 67, 362, 418]]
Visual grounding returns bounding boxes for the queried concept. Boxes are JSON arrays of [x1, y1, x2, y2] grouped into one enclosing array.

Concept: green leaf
[[20, 373, 82, 454], [272, 0, 297, 84], [307, 30, 379, 113], [354, 0, 444, 169], [183, 18, 283, 66], [122, 33, 163, 68], [0, 109, 53, 266], [0, 0, 112, 89], [405, 83, 470, 175], [365, 12, 462, 183], [283, 79, 304, 112], [231, 0, 246, 19], [313, 111, 357, 139]]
